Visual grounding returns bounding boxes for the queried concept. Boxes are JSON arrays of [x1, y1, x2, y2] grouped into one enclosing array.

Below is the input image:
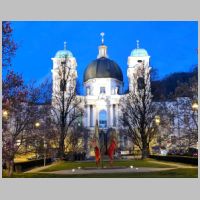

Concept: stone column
[[87, 105, 90, 127], [107, 104, 110, 127], [116, 104, 119, 127], [93, 105, 97, 126], [110, 104, 113, 127]]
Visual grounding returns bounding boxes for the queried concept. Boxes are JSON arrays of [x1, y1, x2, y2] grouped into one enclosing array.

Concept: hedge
[[149, 155, 198, 165], [14, 158, 53, 172]]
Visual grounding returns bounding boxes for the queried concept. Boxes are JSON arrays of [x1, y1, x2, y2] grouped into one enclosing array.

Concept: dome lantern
[[97, 32, 108, 59]]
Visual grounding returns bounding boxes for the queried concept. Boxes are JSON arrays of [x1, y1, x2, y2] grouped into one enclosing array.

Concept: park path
[[40, 167, 175, 175], [148, 160, 197, 169], [25, 159, 197, 174], [24, 162, 58, 173]]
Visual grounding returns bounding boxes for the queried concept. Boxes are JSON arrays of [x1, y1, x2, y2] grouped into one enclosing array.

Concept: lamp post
[[155, 115, 161, 152], [35, 122, 47, 166], [43, 139, 47, 166], [192, 102, 198, 149]]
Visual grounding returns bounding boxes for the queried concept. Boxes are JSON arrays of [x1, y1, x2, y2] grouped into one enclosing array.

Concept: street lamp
[[35, 122, 40, 128], [192, 102, 198, 150], [35, 121, 47, 166], [3, 110, 8, 118], [155, 115, 161, 152], [155, 115, 160, 125], [192, 102, 198, 111]]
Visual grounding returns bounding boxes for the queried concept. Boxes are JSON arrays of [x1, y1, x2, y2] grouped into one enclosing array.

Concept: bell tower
[[51, 42, 77, 105], [127, 40, 151, 93]]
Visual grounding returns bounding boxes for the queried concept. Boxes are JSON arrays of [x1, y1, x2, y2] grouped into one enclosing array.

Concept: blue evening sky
[[11, 21, 198, 93]]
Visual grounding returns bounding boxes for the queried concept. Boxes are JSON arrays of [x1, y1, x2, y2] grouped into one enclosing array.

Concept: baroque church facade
[[51, 33, 151, 153]]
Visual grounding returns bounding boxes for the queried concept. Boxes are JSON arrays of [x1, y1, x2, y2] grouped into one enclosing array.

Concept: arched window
[[137, 77, 145, 90], [86, 86, 91, 95], [99, 110, 107, 128]]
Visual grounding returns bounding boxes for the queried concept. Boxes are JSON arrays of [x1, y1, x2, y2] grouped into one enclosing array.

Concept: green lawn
[[40, 159, 173, 172], [2, 159, 198, 178], [2, 168, 198, 178]]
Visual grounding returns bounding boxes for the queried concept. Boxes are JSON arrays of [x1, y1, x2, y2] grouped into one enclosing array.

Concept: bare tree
[[51, 58, 83, 159], [64, 122, 89, 160], [2, 71, 40, 176], [24, 79, 59, 161], [120, 62, 158, 159], [2, 21, 17, 68]]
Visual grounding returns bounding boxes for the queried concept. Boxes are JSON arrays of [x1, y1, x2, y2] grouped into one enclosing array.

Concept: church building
[[51, 33, 151, 154]]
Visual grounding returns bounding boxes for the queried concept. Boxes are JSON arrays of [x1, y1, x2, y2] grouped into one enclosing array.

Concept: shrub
[[14, 158, 53, 172]]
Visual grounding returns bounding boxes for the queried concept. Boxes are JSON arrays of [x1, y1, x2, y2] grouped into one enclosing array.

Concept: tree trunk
[[58, 128, 65, 159], [141, 143, 150, 159], [6, 159, 14, 177]]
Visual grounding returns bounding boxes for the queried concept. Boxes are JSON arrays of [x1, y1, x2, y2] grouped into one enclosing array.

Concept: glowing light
[[3, 110, 8, 117], [155, 115, 160, 125], [192, 102, 198, 110], [72, 169, 75, 172], [130, 165, 133, 169], [35, 122, 40, 128]]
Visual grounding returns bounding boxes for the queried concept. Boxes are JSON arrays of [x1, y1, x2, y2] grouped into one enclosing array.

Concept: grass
[[40, 159, 173, 172], [2, 159, 198, 178], [2, 168, 198, 178]]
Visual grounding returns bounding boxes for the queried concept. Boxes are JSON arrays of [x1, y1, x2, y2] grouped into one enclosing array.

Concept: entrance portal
[[99, 110, 107, 128]]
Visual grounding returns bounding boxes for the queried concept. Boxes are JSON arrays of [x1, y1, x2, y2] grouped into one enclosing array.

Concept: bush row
[[14, 158, 53, 172], [149, 155, 198, 165]]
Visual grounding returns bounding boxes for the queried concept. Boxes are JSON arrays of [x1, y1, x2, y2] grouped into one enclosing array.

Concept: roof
[[131, 48, 149, 57], [55, 50, 73, 58], [84, 57, 123, 82]]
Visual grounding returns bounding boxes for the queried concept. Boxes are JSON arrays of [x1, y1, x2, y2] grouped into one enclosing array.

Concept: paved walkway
[[148, 160, 197, 169], [25, 159, 197, 175], [25, 163, 58, 173], [42, 167, 175, 175]]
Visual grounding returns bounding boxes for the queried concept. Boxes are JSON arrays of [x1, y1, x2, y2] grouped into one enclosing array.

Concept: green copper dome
[[55, 50, 73, 58], [131, 48, 148, 57]]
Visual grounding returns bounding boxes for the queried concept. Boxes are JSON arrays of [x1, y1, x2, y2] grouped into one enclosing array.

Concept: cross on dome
[[136, 40, 140, 49], [64, 41, 67, 50], [100, 32, 105, 45]]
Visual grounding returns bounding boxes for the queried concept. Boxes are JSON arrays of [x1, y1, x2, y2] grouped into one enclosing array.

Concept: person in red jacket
[[108, 138, 117, 166]]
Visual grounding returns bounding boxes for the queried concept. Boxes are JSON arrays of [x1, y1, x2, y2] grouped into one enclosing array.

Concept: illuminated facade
[[51, 34, 151, 152]]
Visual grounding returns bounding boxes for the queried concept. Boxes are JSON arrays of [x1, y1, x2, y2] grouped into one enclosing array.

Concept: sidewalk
[[43, 167, 175, 175], [148, 160, 197, 169]]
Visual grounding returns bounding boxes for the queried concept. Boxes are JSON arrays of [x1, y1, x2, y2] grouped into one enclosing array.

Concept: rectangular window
[[100, 87, 106, 94]]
